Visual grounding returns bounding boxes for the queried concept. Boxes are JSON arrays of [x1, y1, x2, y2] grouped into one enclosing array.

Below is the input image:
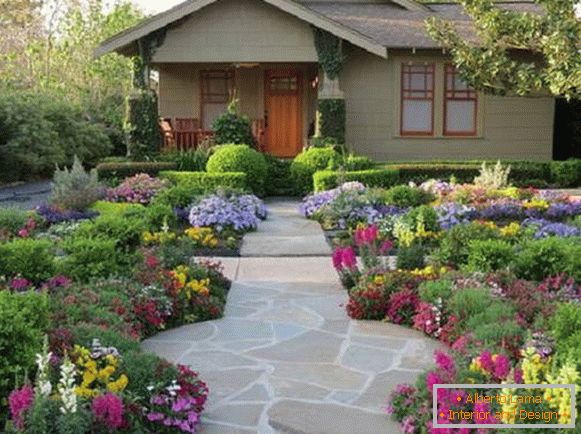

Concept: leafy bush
[[401, 205, 439, 233], [318, 99, 346, 143], [0, 208, 29, 234], [291, 147, 339, 195], [390, 164, 480, 184], [106, 173, 168, 204], [465, 239, 515, 272], [327, 154, 374, 171], [127, 89, 160, 157], [0, 239, 55, 282], [71, 323, 140, 355], [384, 185, 434, 208], [144, 202, 177, 229], [513, 237, 581, 281], [159, 171, 248, 195], [551, 303, 581, 367], [96, 162, 177, 180], [89, 201, 145, 218], [0, 92, 112, 182], [51, 156, 104, 211], [75, 214, 148, 250], [206, 145, 267, 195], [158, 149, 210, 172], [211, 101, 255, 145], [0, 291, 49, 414], [550, 159, 581, 187], [264, 154, 294, 196], [57, 237, 133, 281], [313, 169, 399, 192], [433, 222, 499, 266], [397, 243, 426, 270], [473, 161, 511, 189], [418, 279, 453, 304]]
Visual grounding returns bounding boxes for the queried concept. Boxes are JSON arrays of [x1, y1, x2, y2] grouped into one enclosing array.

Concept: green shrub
[[291, 147, 339, 195], [390, 164, 480, 184], [57, 238, 132, 281], [75, 214, 148, 250], [211, 101, 255, 145], [159, 171, 248, 194], [401, 205, 439, 232], [144, 202, 177, 229], [384, 185, 434, 208], [551, 303, 581, 367], [513, 237, 581, 281], [396, 243, 426, 270], [151, 184, 201, 209], [158, 149, 210, 172], [127, 89, 160, 157], [318, 99, 346, 143], [123, 350, 178, 398], [51, 156, 104, 211], [550, 159, 581, 187], [0, 291, 49, 410], [71, 323, 140, 354], [0, 92, 111, 182], [465, 239, 516, 272], [418, 279, 454, 304], [344, 155, 374, 171], [0, 208, 29, 233], [313, 169, 399, 192], [466, 301, 522, 345], [0, 238, 55, 282], [89, 201, 146, 218], [206, 145, 267, 195], [449, 287, 492, 321], [433, 222, 499, 266], [96, 162, 177, 180], [264, 154, 294, 196]]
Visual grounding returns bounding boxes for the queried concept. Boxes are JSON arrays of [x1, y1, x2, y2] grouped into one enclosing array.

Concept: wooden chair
[[159, 118, 176, 150], [174, 118, 201, 151], [252, 119, 266, 151]]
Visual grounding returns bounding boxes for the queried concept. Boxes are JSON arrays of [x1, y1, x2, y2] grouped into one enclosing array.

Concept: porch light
[[234, 63, 260, 69], [311, 75, 319, 89]]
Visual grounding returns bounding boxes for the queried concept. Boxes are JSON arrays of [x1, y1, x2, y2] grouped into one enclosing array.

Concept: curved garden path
[[142, 199, 442, 434]]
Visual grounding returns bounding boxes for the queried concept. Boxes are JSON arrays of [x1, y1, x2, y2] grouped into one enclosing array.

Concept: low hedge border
[[96, 162, 177, 180], [314, 169, 400, 192], [159, 171, 248, 192]]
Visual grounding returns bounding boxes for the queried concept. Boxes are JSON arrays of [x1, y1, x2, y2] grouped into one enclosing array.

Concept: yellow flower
[[500, 222, 520, 237], [523, 198, 549, 210], [106, 374, 128, 393], [373, 275, 385, 285]]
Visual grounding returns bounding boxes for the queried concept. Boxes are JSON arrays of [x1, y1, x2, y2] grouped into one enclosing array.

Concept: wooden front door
[[264, 70, 302, 157]]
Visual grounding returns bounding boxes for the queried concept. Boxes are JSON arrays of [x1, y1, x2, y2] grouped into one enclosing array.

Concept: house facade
[[97, 0, 555, 160]]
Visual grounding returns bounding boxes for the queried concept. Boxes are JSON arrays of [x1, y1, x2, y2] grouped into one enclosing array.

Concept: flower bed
[[0, 171, 267, 432], [304, 178, 581, 431]]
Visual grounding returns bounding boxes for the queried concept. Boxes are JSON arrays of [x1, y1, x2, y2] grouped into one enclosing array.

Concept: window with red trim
[[444, 65, 478, 136], [400, 63, 435, 136], [201, 70, 234, 129]]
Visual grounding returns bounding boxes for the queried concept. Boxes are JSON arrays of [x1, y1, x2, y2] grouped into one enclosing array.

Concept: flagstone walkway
[[142, 199, 442, 434]]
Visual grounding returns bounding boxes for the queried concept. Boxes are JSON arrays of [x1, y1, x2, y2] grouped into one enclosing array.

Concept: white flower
[[58, 357, 77, 414], [35, 342, 53, 397]]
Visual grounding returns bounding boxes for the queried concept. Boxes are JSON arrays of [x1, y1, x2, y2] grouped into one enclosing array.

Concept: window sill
[[394, 134, 483, 140]]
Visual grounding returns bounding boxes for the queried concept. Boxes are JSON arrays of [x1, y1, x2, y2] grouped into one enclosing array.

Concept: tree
[[426, 0, 581, 99]]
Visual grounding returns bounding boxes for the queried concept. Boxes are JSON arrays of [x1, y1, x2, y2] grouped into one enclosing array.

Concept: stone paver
[[0, 181, 51, 210], [142, 199, 442, 433]]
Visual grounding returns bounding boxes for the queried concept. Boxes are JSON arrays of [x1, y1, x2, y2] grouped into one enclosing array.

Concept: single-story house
[[97, 0, 555, 161]]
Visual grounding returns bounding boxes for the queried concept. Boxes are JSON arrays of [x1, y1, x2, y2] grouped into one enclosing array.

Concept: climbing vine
[[313, 28, 345, 79]]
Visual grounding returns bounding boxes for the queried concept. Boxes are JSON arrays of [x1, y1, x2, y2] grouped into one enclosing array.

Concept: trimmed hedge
[[314, 169, 400, 192], [291, 147, 339, 195], [159, 171, 248, 193], [97, 162, 177, 180], [550, 159, 581, 187]]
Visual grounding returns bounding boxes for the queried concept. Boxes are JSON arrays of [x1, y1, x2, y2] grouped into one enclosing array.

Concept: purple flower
[[300, 182, 365, 217], [9, 385, 34, 430], [477, 201, 523, 221], [436, 203, 477, 229], [10, 277, 31, 291], [523, 218, 581, 238], [545, 202, 581, 219], [107, 173, 168, 205], [36, 204, 98, 224]]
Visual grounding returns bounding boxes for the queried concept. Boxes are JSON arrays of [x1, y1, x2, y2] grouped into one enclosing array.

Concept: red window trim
[[443, 64, 478, 137], [400, 63, 435, 136], [200, 69, 235, 129]]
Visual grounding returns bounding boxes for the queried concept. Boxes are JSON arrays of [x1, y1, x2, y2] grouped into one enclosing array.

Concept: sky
[[131, 0, 184, 14]]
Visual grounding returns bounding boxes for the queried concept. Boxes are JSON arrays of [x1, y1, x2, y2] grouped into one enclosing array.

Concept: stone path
[[142, 199, 441, 434], [0, 180, 51, 210]]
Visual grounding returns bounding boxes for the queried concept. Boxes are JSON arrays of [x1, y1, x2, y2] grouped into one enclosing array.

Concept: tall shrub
[[206, 145, 267, 195], [127, 89, 160, 158], [51, 157, 104, 211]]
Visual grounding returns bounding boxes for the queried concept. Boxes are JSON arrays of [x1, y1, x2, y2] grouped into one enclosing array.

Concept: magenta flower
[[434, 351, 456, 375], [9, 385, 34, 431], [478, 351, 495, 373], [332, 247, 357, 271], [493, 354, 511, 380], [92, 393, 124, 429], [354, 225, 379, 246], [426, 371, 442, 394], [10, 277, 31, 291]]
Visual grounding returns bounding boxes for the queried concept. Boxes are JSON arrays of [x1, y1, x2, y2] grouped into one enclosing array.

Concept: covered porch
[[156, 62, 319, 158]]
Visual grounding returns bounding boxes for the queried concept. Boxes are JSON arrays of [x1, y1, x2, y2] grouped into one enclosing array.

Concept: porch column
[[316, 71, 346, 144]]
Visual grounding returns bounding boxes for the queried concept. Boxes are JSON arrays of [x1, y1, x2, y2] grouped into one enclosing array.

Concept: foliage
[[384, 185, 434, 208], [313, 169, 400, 192], [206, 145, 267, 195], [158, 149, 210, 172], [473, 160, 511, 189], [264, 155, 294, 196], [513, 237, 581, 281], [89, 201, 145, 219], [551, 303, 581, 368], [159, 171, 248, 195], [318, 99, 346, 144], [0, 291, 49, 419], [0, 93, 111, 182], [425, 0, 581, 99], [313, 28, 345, 79], [211, 100, 254, 146], [465, 239, 515, 272], [0, 238, 55, 282], [550, 159, 581, 187], [96, 162, 177, 180], [127, 89, 160, 157], [51, 157, 104, 211], [433, 222, 499, 266], [0, 208, 29, 235], [106, 173, 168, 204], [397, 243, 427, 270], [74, 213, 148, 250], [290, 147, 339, 195]]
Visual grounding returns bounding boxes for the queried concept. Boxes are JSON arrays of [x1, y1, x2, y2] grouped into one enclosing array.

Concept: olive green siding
[[341, 46, 555, 161]]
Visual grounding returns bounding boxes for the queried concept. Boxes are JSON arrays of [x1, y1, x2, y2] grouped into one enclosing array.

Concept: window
[[400, 63, 435, 136], [268, 76, 298, 92], [201, 70, 234, 129], [444, 65, 478, 136]]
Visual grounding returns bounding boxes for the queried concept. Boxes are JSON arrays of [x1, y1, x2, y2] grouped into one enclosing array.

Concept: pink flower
[[514, 368, 524, 384], [434, 351, 456, 375], [92, 393, 124, 429], [17, 229, 29, 238], [380, 240, 394, 254], [478, 351, 495, 373], [332, 247, 357, 271], [493, 354, 511, 380], [9, 385, 34, 431], [354, 225, 379, 246], [426, 371, 442, 394], [10, 277, 31, 291]]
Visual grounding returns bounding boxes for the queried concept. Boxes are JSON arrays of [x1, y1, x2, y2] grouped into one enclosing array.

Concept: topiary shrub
[[206, 145, 267, 195], [264, 154, 294, 196], [291, 147, 339, 195], [212, 101, 254, 146], [0, 238, 55, 283], [51, 156, 104, 211]]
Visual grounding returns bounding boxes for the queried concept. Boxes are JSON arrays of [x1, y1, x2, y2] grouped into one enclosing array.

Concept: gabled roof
[[95, 0, 390, 58]]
